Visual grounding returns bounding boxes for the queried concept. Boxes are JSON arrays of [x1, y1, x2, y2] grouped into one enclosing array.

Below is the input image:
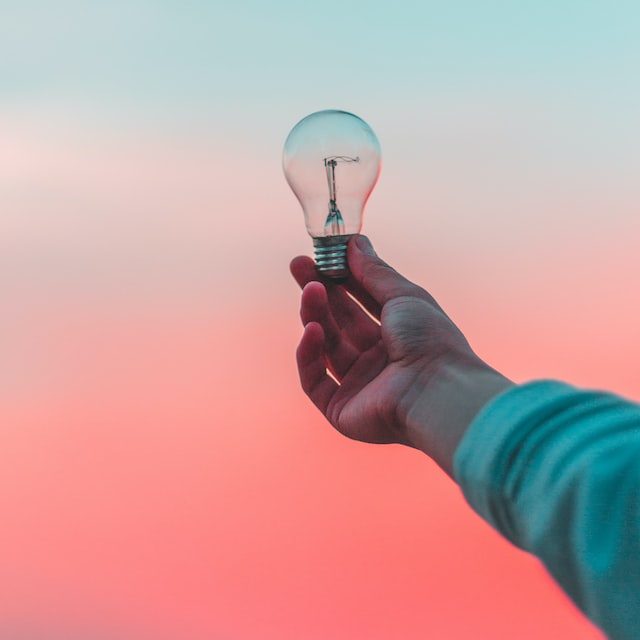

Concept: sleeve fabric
[[453, 380, 640, 640]]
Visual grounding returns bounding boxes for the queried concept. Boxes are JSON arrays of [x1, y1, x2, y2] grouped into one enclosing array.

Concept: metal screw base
[[313, 234, 352, 279]]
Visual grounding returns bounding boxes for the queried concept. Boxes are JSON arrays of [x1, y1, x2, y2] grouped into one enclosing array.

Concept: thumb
[[347, 235, 425, 306]]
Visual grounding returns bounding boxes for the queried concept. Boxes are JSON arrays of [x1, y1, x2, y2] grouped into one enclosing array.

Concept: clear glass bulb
[[283, 110, 381, 279]]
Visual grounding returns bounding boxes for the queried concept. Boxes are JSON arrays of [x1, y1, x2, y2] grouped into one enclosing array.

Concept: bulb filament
[[323, 156, 359, 236]]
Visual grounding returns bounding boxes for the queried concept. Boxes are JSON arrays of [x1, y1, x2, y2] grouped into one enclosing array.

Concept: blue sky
[[3, 1, 638, 120], [1, 0, 638, 301]]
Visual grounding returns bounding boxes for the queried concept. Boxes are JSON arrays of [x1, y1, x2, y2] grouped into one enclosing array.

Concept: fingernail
[[355, 235, 376, 256]]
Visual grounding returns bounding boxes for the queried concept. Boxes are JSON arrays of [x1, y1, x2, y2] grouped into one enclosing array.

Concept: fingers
[[347, 235, 441, 309], [296, 322, 338, 417], [325, 287, 381, 351], [295, 321, 388, 435], [291, 256, 379, 318], [290, 255, 318, 290], [290, 256, 381, 350], [339, 276, 382, 321], [300, 282, 359, 378], [330, 341, 388, 427]]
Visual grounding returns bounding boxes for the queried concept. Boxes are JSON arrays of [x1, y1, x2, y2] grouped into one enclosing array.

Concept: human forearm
[[402, 354, 513, 478], [453, 381, 640, 639]]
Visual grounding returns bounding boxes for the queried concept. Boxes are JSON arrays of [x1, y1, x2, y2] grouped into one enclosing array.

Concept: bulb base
[[313, 234, 352, 280]]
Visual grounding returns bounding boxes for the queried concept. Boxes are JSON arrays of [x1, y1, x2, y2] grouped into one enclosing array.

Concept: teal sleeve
[[453, 380, 640, 640]]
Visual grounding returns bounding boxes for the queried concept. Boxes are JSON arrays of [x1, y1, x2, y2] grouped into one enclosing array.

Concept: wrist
[[402, 355, 513, 478]]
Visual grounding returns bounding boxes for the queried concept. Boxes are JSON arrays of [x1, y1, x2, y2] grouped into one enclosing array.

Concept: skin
[[290, 234, 513, 479]]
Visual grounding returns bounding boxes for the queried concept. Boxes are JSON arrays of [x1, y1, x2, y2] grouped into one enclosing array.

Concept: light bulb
[[283, 109, 381, 279]]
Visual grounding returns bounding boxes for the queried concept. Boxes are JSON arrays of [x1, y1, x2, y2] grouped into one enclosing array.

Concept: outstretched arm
[[454, 381, 640, 640], [290, 234, 511, 476], [291, 235, 640, 639]]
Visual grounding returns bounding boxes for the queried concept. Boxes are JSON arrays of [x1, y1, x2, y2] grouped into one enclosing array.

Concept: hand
[[290, 235, 512, 477]]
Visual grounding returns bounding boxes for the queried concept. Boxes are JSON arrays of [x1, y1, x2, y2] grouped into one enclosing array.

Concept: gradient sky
[[1, 2, 639, 638]]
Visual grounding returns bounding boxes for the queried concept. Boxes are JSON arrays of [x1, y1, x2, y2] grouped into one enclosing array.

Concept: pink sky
[[2, 4, 639, 633]]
